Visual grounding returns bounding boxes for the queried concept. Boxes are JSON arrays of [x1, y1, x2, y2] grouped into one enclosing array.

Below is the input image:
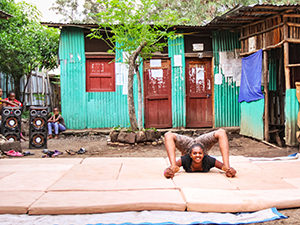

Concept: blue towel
[[239, 49, 264, 103]]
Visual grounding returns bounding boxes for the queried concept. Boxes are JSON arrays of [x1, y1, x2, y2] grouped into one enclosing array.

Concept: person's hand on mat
[[225, 167, 237, 177], [164, 167, 174, 179]]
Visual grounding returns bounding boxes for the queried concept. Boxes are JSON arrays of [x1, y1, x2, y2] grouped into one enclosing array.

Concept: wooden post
[[283, 19, 290, 90], [263, 22, 270, 142]]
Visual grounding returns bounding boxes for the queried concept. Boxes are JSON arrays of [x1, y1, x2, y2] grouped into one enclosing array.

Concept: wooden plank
[[240, 23, 283, 40], [263, 23, 270, 142], [287, 22, 300, 28], [287, 38, 300, 44], [283, 19, 291, 90], [283, 14, 300, 18], [240, 40, 285, 56], [287, 63, 300, 68]]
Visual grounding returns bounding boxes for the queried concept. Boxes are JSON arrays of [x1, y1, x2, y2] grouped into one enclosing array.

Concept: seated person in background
[[164, 129, 236, 179], [164, 143, 231, 178], [48, 107, 66, 139], [2, 91, 23, 108]]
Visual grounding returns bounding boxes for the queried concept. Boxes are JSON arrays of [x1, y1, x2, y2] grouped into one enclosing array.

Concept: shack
[[44, 22, 237, 130], [208, 4, 300, 146]]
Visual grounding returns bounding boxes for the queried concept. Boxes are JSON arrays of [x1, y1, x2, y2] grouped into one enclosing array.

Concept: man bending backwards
[[164, 129, 237, 179]]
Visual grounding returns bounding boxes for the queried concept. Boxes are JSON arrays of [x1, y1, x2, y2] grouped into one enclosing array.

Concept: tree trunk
[[127, 61, 138, 131], [22, 73, 32, 104], [13, 76, 21, 103], [135, 64, 143, 130], [127, 41, 147, 131]]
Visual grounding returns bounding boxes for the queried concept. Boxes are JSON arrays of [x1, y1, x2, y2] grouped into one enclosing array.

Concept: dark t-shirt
[[54, 115, 65, 127], [181, 154, 216, 172]]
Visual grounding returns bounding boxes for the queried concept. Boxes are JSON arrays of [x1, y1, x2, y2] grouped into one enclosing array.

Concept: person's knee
[[215, 128, 227, 138], [164, 132, 175, 140]]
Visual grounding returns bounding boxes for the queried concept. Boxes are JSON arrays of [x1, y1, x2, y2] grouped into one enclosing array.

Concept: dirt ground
[[2, 132, 300, 224]]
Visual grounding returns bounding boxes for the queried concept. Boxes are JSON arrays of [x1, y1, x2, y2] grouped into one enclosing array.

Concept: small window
[[86, 58, 115, 92]]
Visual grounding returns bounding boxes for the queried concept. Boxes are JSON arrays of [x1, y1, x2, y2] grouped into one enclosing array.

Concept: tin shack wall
[[168, 35, 186, 128], [212, 31, 241, 127], [285, 89, 299, 146], [59, 27, 141, 129]]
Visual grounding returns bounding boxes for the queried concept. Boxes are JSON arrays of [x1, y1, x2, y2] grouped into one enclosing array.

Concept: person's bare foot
[[54, 135, 59, 139], [48, 135, 53, 139]]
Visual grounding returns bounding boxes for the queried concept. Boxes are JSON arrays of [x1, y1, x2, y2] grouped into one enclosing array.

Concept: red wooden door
[[144, 59, 172, 128], [186, 58, 213, 128], [86, 58, 115, 92]]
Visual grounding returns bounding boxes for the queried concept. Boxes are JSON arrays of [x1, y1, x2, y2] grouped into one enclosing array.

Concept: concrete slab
[[0, 171, 68, 191], [182, 188, 300, 212], [0, 172, 14, 180], [0, 191, 44, 214], [173, 169, 237, 190], [0, 158, 82, 165], [227, 162, 296, 190], [48, 163, 121, 191], [29, 190, 186, 215], [255, 161, 300, 178]]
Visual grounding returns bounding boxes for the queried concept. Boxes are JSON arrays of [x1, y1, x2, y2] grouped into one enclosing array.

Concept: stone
[[118, 143, 125, 147], [145, 130, 157, 141], [152, 142, 158, 146], [0, 141, 22, 152], [158, 140, 163, 145], [136, 131, 147, 143], [109, 130, 119, 142], [117, 131, 136, 144]]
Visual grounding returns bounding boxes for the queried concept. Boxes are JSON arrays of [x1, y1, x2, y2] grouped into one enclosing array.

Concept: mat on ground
[[0, 208, 287, 225]]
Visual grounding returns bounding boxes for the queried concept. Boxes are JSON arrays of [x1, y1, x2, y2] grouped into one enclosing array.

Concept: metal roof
[[207, 4, 300, 29], [41, 22, 209, 31], [0, 10, 12, 19]]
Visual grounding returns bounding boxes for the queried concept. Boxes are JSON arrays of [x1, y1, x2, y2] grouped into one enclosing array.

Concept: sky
[[15, 0, 84, 22]]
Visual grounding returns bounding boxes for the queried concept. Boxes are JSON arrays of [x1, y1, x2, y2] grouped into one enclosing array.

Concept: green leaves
[[90, 0, 185, 61], [0, 0, 59, 88]]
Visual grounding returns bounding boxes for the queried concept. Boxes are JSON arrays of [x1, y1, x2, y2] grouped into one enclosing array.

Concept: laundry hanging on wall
[[238, 49, 264, 103]]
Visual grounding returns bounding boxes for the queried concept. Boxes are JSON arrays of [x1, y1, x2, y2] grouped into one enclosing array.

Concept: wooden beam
[[263, 24, 270, 142], [287, 63, 300, 68], [239, 40, 285, 56], [283, 14, 300, 18], [287, 38, 300, 44], [287, 22, 300, 28], [240, 23, 283, 40], [283, 19, 291, 90]]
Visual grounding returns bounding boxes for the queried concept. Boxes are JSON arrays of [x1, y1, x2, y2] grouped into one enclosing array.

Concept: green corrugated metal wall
[[240, 99, 264, 140], [59, 27, 87, 129], [60, 27, 142, 129], [212, 31, 241, 127], [168, 36, 186, 128], [285, 89, 299, 146]]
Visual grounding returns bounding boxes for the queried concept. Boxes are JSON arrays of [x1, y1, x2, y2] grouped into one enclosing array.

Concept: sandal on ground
[[5, 150, 23, 157], [66, 149, 76, 155], [53, 150, 63, 157], [77, 148, 86, 154], [23, 151, 34, 156]]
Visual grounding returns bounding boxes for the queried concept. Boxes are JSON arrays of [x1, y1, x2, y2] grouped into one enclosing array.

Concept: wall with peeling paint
[[168, 36, 186, 128], [59, 27, 142, 129], [212, 31, 241, 127], [285, 89, 299, 146]]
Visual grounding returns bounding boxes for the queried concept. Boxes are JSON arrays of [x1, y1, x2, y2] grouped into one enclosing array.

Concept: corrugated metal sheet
[[0, 72, 14, 98], [59, 27, 143, 129], [268, 50, 277, 91], [240, 99, 264, 140], [168, 36, 186, 128], [59, 27, 87, 129], [212, 30, 241, 127], [285, 89, 299, 146]]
